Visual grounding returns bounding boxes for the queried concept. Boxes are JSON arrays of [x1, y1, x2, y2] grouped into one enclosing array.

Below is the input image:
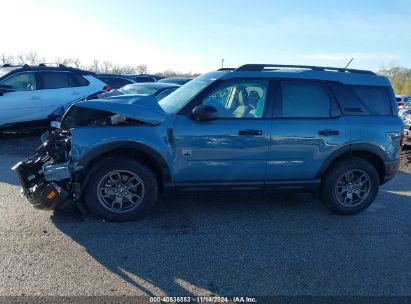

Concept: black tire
[[84, 158, 158, 222], [320, 157, 379, 215]]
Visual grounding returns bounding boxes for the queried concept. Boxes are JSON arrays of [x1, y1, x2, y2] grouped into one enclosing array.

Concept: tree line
[[2, 52, 410, 92], [378, 65, 411, 95], [0, 52, 200, 78]]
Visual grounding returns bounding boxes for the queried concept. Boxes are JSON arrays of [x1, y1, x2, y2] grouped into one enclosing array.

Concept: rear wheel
[[320, 157, 379, 215], [84, 158, 158, 221]]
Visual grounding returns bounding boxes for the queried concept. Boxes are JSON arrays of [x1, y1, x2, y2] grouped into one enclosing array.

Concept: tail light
[[103, 85, 111, 92]]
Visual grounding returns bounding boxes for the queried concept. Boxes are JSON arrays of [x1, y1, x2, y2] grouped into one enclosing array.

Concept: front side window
[[1, 72, 36, 91], [281, 80, 331, 118], [41, 72, 70, 89], [200, 80, 268, 118]]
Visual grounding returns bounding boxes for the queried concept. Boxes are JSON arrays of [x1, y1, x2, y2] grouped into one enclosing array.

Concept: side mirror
[[0, 84, 14, 96], [191, 105, 218, 121]]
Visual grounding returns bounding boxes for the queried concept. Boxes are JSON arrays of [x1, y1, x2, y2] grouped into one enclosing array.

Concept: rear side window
[[69, 73, 89, 87], [40, 72, 70, 89], [99, 77, 130, 89], [350, 85, 392, 115], [329, 82, 392, 115], [280, 80, 331, 118]]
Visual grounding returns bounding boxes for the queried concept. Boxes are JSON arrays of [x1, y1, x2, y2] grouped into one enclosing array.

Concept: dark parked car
[[96, 74, 165, 90], [157, 77, 193, 85], [97, 82, 180, 99], [95, 74, 136, 90], [14, 64, 403, 222], [48, 82, 180, 126]]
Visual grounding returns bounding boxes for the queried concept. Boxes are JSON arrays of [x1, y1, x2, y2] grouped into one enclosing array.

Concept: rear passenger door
[[267, 79, 350, 181], [37, 71, 88, 115]]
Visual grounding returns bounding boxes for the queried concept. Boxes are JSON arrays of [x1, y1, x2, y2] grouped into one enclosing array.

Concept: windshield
[[119, 84, 157, 95], [158, 79, 212, 113], [0, 67, 18, 79]]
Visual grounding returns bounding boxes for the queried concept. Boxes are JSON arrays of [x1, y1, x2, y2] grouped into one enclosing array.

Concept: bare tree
[[89, 60, 100, 73], [102, 61, 112, 73], [26, 52, 39, 65], [16, 53, 26, 65], [135, 64, 148, 74], [72, 58, 81, 68], [0, 54, 14, 65]]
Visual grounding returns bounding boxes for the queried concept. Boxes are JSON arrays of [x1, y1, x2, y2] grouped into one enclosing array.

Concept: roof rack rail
[[236, 64, 376, 75], [1, 64, 26, 68], [218, 68, 236, 71]]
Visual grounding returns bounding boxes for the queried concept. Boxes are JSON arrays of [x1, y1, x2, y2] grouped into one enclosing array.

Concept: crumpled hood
[[61, 95, 167, 129]]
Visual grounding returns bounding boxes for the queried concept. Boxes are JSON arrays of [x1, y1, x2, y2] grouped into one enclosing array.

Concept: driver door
[[172, 79, 272, 188]]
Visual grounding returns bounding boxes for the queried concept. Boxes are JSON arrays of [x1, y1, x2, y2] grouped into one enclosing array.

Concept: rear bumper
[[383, 159, 400, 184]]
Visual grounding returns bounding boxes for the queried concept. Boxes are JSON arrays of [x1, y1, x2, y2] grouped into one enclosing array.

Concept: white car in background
[[0, 64, 108, 131], [396, 95, 411, 109]]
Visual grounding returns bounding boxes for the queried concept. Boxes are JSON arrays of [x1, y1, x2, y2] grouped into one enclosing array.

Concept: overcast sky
[[2, 0, 410, 73]]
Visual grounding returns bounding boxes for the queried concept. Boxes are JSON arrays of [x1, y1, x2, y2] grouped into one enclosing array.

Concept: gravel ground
[[400, 147, 411, 173], [0, 134, 410, 300]]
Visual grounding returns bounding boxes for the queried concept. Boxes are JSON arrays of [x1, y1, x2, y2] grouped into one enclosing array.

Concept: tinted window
[[0, 72, 36, 91], [99, 77, 130, 89], [350, 86, 392, 115], [69, 73, 89, 87], [281, 81, 331, 117], [133, 76, 155, 83], [201, 80, 268, 118], [41, 72, 70, 89]]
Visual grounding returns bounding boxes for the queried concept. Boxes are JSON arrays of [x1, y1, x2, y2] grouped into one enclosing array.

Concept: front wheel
[[320, 157, 379, 215], [84, 158, 158, 221]]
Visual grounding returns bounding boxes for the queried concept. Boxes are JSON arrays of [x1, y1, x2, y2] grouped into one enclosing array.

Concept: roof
[[0, 64, 94, 81], [219, 64, 391, 86]]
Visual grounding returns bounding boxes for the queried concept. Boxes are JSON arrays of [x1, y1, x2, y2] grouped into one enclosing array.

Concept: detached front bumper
[[12, 131, 75, 210]]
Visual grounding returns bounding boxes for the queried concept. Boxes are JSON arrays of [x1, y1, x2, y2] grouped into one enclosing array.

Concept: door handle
[[239, 129, 262, 136], [318, 129, 339, 136]]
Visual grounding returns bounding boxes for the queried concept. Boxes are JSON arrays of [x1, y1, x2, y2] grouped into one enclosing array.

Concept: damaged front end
[[13, 99, 165, 211], [12, 129, 77, 210]]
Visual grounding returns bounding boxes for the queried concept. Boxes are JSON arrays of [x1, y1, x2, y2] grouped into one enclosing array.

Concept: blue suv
[[14, 64, 403, 221]]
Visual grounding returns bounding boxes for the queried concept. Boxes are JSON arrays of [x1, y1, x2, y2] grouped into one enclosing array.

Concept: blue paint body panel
[[60, 66, 402, 189]]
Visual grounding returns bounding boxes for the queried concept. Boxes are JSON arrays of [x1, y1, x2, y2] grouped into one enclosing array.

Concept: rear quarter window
[[329, 82, 392, 115], [351, 85, 392, 115], [69, 73, 89, 87]]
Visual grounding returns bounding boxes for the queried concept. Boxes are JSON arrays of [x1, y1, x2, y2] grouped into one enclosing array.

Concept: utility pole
[[221, 58, 224, 69]]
